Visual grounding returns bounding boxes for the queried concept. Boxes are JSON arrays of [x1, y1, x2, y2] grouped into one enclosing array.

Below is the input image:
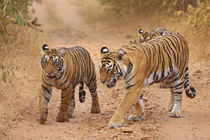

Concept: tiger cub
[[130, 27, 172, 44], [39, 44, 100, 124]]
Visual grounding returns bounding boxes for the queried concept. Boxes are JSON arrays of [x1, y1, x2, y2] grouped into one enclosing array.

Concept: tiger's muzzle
[[106, 79, 116, 88]]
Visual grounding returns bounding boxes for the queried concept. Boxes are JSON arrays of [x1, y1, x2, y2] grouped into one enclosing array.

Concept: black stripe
[[43, 94, 49, 103], [175, 81, 184, 88], [140, 94, 143, 99], [62, 85, 70, 91], [125, 47, 136, 51], [57, 70, 64, 79], [125, 72, 137, 85], [163, 38, 177, 64], [60, 78, 68, 87], [174, 91, 182, 94], [130, 45, 141, 52], [185, 89, 190, 93], [126, 83, 137, 90], [125, 60, 133, 78], [42, 77, 52, 87], [41, 85, 51, 95]]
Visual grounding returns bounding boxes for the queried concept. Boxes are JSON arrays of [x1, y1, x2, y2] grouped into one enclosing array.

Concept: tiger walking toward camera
[[39, 45, 100, 124], [99, 33, 196, 128]]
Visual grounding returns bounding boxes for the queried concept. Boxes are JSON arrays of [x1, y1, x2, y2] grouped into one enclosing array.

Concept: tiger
[[39, 44, 100, 124], [131, 27, 173, 88], [99, 33, 196, 128], [130, 29, 152, 44], [132, 27, 172, 44], [150, 26, 172, 37]]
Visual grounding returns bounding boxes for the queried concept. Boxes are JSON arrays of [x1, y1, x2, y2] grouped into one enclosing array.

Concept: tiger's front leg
[[68, 87, 75, 118], [109, 87, 142, 128], [128, 95, 145, 122], [56, 85, 72, 122], [86, 79, 100, 114], [90, 91, 100, 113], [39, 85, 52, 124]]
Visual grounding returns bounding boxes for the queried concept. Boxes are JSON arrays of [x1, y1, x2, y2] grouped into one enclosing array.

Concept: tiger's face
[[40, 44, 66, 79], [99, 47, 123, 88], [138, 29, 152, 43]]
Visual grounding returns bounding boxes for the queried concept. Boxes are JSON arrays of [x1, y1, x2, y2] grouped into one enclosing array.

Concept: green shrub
[[187, 2, 210, 27], [0, 0, 41, 36], [98, 0, 209, 28]]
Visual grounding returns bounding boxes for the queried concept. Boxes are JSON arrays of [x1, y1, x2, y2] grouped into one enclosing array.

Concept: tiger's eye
[[56, 67, 62, 71]]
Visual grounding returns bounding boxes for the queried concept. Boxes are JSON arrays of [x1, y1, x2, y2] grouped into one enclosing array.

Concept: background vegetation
[[98, 0, 210, 28], [0, 0, 41, 39]]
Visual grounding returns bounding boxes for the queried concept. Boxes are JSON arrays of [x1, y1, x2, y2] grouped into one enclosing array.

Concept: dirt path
[[1, 0, 210, 139]]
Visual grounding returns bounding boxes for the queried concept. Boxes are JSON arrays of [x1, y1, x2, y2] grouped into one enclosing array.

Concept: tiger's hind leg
[[68, 86, 76, 118], [79, 82, 86, 103], [168, 88, 175, 112], [169, 80, 183, 118], [128, 94, 145, 122], [86, 79, 100, 114]]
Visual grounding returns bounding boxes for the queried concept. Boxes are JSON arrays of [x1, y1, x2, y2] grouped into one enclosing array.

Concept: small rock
[[141, 124, 150, 131], [141, 136, 153, 140], [120, 127, 133, 133], [195, 70, 202, 73], [110, 132, 121, 138]]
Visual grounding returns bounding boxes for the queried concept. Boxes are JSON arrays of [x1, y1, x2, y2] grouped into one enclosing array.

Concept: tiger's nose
[[46, 72, 53, 77]]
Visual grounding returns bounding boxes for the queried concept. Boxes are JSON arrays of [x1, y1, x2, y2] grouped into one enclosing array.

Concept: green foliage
[[0, 0, 41, 36], [187, 2, 210, 27], [98, 0, 209, 28]]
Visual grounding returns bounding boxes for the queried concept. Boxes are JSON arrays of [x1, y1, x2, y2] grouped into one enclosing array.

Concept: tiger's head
[[138, 29, 152, 43], [40, 44, 66, 79], [99, 47, 130, 88]]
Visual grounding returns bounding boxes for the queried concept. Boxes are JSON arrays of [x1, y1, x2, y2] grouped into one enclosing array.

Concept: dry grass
[[0, 27, 47, 132]]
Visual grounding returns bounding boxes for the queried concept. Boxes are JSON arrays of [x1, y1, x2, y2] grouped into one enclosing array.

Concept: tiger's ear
[[59, 47, 66, 56], [117, 49, 124, 60], [41, 44, 49, 55], [42, 44, 49, 51], [101, 46, 109, 54], [139, 29, 143, 34], [150, 30, 155, 35]]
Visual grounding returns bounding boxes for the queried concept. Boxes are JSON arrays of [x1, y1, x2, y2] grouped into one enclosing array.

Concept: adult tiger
[[131, 27, 172, 44], [130, 29, 152, 44], [131, 27, 172, 88], [40, 44, 100, 124], [99, 33, 196, 128]]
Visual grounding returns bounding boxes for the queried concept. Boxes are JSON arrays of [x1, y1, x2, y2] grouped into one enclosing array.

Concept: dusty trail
[[1, 0, 210, 139]]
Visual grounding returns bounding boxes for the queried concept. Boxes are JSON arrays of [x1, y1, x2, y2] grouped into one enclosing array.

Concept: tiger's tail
[[184, 67, 196, 99], [79, 82, 86, 103]]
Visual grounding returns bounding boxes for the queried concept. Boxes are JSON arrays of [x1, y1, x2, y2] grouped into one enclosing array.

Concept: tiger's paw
[[168, 101, 174, 112], [169, 110, 181, 118], [108, 116, 124, 128], [56, 113, 69, 122], [91, 106, 101, 114], [40, 116, 47, 124], [128, 114, 144, 122], [39, 109, 48, 124], [169, 107, 182, 118], [67, 109, 74, 118]]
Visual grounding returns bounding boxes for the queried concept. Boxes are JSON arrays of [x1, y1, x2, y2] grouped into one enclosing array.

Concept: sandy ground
[[1, 0, 210, 139]]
